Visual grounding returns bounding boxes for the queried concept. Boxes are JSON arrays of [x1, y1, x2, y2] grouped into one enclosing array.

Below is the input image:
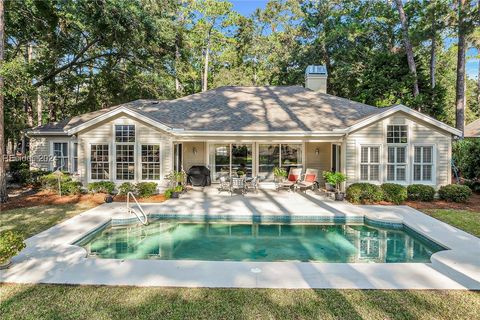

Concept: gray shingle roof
[[465, 119, 480, 137], [31, 86, 388, 134]]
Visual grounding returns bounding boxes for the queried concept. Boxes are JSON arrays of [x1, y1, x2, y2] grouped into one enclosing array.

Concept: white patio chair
[[230, 177, 246, 196], [218, 176, 230, 194]]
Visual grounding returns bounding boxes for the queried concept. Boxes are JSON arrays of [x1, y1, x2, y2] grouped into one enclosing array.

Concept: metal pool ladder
[[126, 192, 148, 225]]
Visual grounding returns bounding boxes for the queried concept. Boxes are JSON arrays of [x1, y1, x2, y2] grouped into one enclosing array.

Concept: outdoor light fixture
[[193, 147, 197, 155], [315, 148, 319, 155]]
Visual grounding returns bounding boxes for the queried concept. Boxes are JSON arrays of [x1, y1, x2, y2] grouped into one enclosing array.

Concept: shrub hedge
[[381, 183, 407, 204], [346, 183, 383, 204], [438, 184, 472, 203], [407, 184, 436, 202], [60, 181, 82, 195], [136, 182, 158, 197], [87, 181, 116, 194], [118, 182, 136, 195]]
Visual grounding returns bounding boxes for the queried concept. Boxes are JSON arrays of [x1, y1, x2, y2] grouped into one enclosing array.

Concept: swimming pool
[[76, 220, 445, 263]]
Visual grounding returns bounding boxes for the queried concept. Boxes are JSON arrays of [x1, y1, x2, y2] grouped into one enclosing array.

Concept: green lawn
[[1, 203, 480, 319], [422, 209, 480, 238], [0, 202, 98, 238], [0, 284, 479, 320]]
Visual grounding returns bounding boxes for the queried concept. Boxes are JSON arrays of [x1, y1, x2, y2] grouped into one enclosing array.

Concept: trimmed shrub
[[164, 188, 173, 199], [60, 181, 82, 195], [346, 183, 383, 204], [87, 181, 116, 194], [463, 179, 480, 193], [438, 184, 472, 203], [0, 231, 26, 265], [381, 183, 407, 204], [136, 182, 157, 197], [39, 173, 72, 191], [407, 184, 436, 202], [8, 160, 29, 172], [11, 168, 32, 185], [118, 182, 136, 195]]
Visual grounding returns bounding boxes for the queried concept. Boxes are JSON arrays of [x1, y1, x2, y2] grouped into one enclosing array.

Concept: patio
[[1, 188, 480, 289]]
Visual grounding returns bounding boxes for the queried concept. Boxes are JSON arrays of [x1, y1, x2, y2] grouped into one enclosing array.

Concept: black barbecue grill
[[187, 166, 211, 186]]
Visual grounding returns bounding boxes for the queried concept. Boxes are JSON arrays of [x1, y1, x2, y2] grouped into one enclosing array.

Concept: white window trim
[[358, 144, 382, 183], [412, 144, 437, 185], [88, 143, 111, 181], [140, 143, 162, 181], [386, 145, 409, 184], [50, 141, 69, 172], [113, 123, 137, 182]]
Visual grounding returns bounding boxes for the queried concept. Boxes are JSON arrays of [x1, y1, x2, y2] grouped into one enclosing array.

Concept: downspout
[[341, 133, 348, 192]]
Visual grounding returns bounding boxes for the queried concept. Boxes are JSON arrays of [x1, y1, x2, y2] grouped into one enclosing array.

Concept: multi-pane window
[[141, 145, 161, 180], [53, 142, 68, 171], [91, 144, 109, 180], [414, 146, 433, 181], [116, 144, 135, 180], [115, 125, 135, 142], [360, 146, 380, 181], [387, 146, 407, 181], [387, 125, 408, 144]]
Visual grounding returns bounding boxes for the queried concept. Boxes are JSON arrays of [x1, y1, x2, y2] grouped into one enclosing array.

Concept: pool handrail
[[126, 192, 148, 225]]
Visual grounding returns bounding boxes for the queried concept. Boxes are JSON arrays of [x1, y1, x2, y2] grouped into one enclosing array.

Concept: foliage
[[453, 139, 480, 180], [346, 183, 384, 204], [322, 171, 346, 191], [236, 170, 245, 176], [60, 181, 82, 196], [87, 181, 116, 194], [166, 170, 186, 186], [438, 184, 473, 203], [381, 183, 407, 204], [0, 231, 26, 264], [407, 184, 436, 202], [118, 182, 136, 196], [273, 167, 287, 178], [174, 185, 183, 192], [463, 178, 480, 193], [136, 182, 158, 198], [8, 161, 29, 172], [164, 188, 174, 199], [39, 173, 72, 192]]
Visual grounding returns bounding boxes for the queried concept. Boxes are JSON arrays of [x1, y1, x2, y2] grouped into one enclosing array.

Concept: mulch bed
[[404, 192, 480, 212], [1, 188, 166, 211]]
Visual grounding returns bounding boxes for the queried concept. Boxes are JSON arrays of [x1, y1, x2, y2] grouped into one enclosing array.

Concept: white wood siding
[[77, 114, 173, 185], [346, 111, 452, 188]]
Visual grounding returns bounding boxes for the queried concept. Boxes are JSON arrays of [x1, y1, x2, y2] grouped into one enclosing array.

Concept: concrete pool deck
[[1, 188, 480, 289]]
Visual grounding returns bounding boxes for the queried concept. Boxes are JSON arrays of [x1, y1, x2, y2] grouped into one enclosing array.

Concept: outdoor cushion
[[305, 174, 316, 182], [288, 174, 299, 181]]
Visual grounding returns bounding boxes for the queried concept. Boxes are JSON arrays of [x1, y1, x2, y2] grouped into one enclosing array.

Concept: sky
[[230, 0, 478, 79]]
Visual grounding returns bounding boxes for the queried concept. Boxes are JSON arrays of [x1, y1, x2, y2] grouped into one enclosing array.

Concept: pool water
[[78, 221, 444, 263]]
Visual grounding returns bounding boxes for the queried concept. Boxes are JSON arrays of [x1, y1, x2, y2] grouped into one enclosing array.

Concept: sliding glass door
[[209, 144, 252, 181], [258, 143, 303, 181]]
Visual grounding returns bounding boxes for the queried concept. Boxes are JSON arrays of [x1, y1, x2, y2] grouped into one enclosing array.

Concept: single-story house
[[465, 119, 480, 138], [27, 65, 462, 189]]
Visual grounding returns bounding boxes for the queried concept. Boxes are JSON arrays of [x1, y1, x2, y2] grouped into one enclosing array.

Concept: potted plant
[[0, 231, 26, 269], [237, 170, 245, 177], [273, 167, 287, 182], [322, 171, 337, 191], [329, 172, 347, 201], [172, 185, 183, 198]]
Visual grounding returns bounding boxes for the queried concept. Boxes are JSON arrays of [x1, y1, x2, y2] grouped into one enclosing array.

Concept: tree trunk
[[36, 89, 43, 126], [455, 0, 467, 133], [430, 12, 436, 90], [0, 0, 7, 202], [202, 39, 210, 92], [477, 51, 480, 109], [202, 25, 214, 92], [394, 0, 420, 100]]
